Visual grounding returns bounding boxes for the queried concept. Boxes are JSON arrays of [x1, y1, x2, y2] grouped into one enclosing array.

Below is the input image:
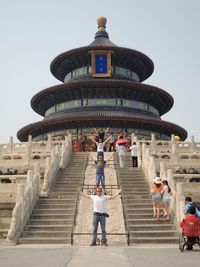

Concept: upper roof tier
[[50, 17, 154, 83]]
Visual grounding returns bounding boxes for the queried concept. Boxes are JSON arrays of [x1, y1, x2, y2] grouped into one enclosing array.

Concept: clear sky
[[0, 0, 200, 143]]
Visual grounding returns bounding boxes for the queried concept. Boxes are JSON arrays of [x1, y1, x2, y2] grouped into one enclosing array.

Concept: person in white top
[[92, 135, 112, 155], [129, 142, 138, 167], [117, 143, 126, 168], [78, 186, 121, 246], [161, 180, 173, 219]]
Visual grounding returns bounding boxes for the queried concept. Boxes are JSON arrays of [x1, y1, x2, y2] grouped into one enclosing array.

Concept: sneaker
[[186, 245, 193, 250], [101, 241, 108, 246], [90, 242, 96, 246]]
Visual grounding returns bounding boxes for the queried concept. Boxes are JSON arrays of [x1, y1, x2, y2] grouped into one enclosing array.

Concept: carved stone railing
[[0, 134, 68, 174], [5, 163, 40, 245], [40, 134, 72, 196]]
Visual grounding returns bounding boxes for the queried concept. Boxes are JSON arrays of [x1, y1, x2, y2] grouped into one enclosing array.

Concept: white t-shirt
[[90, 194, 110, 213], [129, 145, 138, 157], [118, 145, 126, 156], [97, 143, 104, 152], [162, 185, 171, 198]]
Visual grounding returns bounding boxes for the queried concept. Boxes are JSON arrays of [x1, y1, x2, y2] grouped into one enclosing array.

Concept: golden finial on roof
[[97, 16, 107, 32]]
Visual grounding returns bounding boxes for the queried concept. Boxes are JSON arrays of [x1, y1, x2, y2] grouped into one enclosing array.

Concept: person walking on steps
[[151, 177, 163, 220], [117, 143, 126, 168], [129, 142, 138, 167], [77, 186, 121, 246]]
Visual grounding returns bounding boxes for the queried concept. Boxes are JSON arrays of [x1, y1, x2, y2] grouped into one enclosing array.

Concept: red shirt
[[180, 215, 200, 236]]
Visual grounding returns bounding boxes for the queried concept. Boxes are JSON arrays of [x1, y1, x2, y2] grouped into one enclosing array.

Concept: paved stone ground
[[0, 244, 199, 267]]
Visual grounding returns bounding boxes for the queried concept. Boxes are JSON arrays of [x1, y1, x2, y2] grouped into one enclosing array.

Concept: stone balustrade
[[1, 134, 72, 244], [141, 135, 200, 225], [0, 135, 67, 174], [5, 163, 40, 244], [41, 134, 72, 196]]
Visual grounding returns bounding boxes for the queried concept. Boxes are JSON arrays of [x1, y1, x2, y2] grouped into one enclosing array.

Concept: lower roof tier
[[17, 111, 187, 141]]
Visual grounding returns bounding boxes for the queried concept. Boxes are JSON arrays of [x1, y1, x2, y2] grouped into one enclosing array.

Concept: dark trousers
[[132, 156, 138, 167]]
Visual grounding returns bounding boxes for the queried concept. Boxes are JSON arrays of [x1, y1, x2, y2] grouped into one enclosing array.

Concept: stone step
[[120, 188, 150, 193], [18, 237, 71, 244], [120, 183, 149, 186], [126, 214, 171, 220], [52, 189, 77, 193], [122, 193, 150, 197], [36, 203, 75, 208], [124, 208, 154, 214], [130, 230, 178, 237], [122, 194, 150, 198], [49, 192, 78, 197], [0, 217, 11, 225], [53, 184, 79, 188], [27, 219, 73, 225], [30, 214, 74, 219], [22, 231, 71, 238], [125, 203, 152, 209], [129, 224, 176, 231], [32, 209, 75, 214], [129, 237, 179, 244], [127, 218, 172, 224], [0, 210, 12, 216], [58, 173, 84, 177], [120, 179, 146, 182], [24, 225, 72, 231], [37, 199, 76, 204], [123, 198, 152, 204], [55, 180, 81, 183]]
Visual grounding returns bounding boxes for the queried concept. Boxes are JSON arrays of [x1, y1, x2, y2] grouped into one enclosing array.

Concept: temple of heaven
[[17, 17, 187, 142]]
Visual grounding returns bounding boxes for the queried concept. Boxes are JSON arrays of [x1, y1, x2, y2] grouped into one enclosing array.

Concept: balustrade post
[[27, 170, 34, 203], [131, 133, 137, 143], [47, 134, 52, 150], [191, 135, 196, 152], [137, 141, 141, 168], [150, 133, 156, 152], [9, 136, 13, 153], [171, 143, 179, 165], [149, 155, 156, 182], [34, 162, 40, 193], [171, 134, 175, 144], [25, 135, 32, 168], [16, 183, 25, 223], [160, 161, 167, 180], [167, 169, 176, 216], [176, 183, 185, 223]]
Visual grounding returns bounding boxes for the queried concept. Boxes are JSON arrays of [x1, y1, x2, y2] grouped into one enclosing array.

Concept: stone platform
[[0, 244, 199, 267]]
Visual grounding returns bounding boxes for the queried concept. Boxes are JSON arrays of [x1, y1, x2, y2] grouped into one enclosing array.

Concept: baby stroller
[[179, 220, 200, 252]]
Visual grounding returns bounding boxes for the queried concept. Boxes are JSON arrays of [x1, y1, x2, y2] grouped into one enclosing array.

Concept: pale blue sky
[[0, 0, 200, 142]]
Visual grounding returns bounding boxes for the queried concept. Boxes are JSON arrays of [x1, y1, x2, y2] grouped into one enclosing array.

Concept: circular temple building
[[17, 17, 187, 142]]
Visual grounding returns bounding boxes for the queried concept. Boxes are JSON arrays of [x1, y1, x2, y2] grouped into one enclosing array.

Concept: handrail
[[82, 184, 119, 195], [113, 153, 129, 235], [71, 232, 130, 246], [71, 153, 89, 239]]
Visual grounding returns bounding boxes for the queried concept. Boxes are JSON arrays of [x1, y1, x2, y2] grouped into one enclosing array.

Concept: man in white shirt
[[78, 187, 121, 246]]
